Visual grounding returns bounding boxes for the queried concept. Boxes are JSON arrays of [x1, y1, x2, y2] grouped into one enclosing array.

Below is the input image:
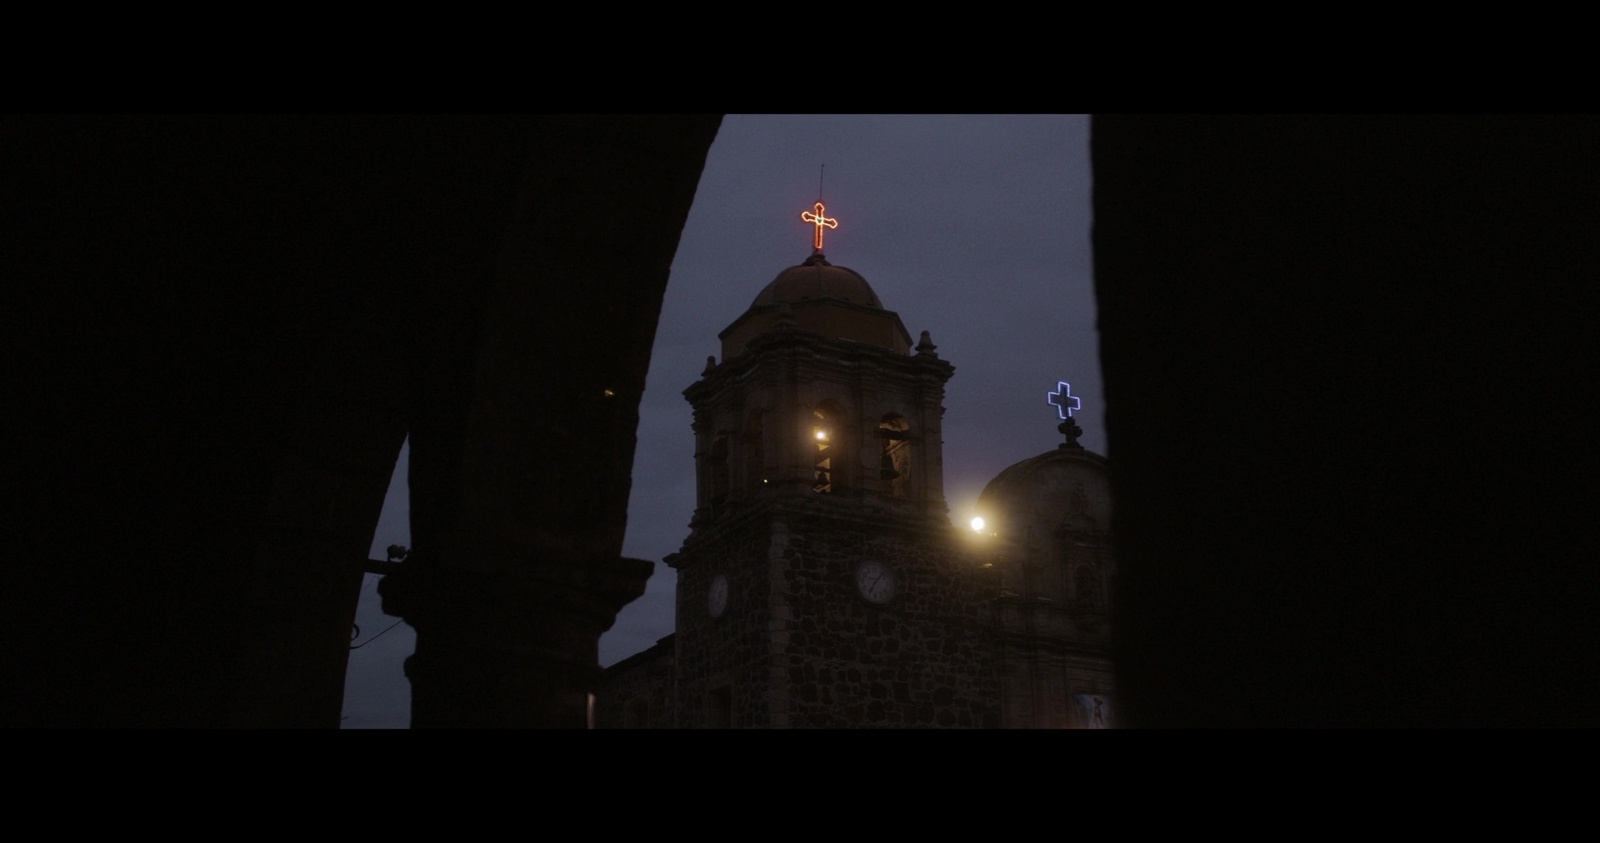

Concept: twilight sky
[[341, 115, 1099, 728]]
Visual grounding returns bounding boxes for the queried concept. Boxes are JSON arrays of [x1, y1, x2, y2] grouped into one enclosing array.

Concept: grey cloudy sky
[[342, 115, 1098, 728]]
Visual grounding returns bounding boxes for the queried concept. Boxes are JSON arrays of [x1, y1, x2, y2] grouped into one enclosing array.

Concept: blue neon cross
[[1047, 382, 1081, 419]]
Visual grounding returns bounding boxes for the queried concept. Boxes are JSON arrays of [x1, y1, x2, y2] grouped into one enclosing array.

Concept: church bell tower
[[666, 203, 997, 728]]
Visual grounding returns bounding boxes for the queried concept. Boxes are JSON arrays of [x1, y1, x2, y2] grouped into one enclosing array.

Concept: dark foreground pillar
[[383, 550, 652, 727], [383, 115, 722, 727], [1094, 115, 1600, 727]]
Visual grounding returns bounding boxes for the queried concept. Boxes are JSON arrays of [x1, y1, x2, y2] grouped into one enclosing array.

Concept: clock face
[[856, 561, 896, 605], [708, 573, 729, 618]]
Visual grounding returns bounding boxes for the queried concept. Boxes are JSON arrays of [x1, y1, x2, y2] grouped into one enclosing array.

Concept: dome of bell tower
[[718, 253, 913, 358], [751, 253, 885, 309]]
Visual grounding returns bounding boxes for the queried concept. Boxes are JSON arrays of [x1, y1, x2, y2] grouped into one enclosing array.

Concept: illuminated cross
[[801, 202, 838, 253], [1047, 381, 1081, 419]]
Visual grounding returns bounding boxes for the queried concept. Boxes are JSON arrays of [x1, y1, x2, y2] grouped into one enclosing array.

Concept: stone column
[[383, 115, 722, 727]]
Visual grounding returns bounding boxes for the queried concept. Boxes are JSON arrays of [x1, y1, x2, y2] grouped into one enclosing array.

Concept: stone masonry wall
[[670, 512, 778, 727], [770, 511, 999, 728], [595, 637, 674, 729]]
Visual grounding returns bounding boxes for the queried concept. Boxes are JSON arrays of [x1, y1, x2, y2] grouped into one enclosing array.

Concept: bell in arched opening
[[811, 403, 846, 494], [878, 414, 911, 497]]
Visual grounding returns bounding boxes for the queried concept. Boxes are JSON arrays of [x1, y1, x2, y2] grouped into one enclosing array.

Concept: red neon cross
[[801, 202, 838, 252]]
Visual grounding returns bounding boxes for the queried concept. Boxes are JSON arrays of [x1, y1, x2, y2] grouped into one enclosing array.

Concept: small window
[[708, 432, 730, 511], [1074, 565, 1103, 606], [744, 411, 765, 491]]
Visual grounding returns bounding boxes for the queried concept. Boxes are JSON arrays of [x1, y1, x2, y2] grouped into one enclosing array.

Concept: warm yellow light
[[815, 429, 828, 442], [970, 516, 986, 532]]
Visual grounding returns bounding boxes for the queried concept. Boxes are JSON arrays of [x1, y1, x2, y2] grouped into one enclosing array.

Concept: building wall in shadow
[[2, 115, 721, 727], [1093, 115, 1600, 727]]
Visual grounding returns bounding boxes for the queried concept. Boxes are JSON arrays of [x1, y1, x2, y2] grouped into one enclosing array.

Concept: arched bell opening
[[743, 410, 766, 494], [811, 401, 848, 494], [878, 414, 911, 498], [707, 432, 731, 514]]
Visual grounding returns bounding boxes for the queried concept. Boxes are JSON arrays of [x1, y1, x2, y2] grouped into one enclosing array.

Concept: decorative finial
[[915, 330, 939, 357], [1057, 418, 1084, 451], [703, 355, 717, 376], [801, 201, 837, 255]]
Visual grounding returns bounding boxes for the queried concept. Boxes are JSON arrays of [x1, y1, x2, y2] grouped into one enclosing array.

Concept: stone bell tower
[[665, 203, 997, 728]]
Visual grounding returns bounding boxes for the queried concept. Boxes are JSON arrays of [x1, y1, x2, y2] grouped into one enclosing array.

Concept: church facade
[[599, 210, 1113, 728]]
